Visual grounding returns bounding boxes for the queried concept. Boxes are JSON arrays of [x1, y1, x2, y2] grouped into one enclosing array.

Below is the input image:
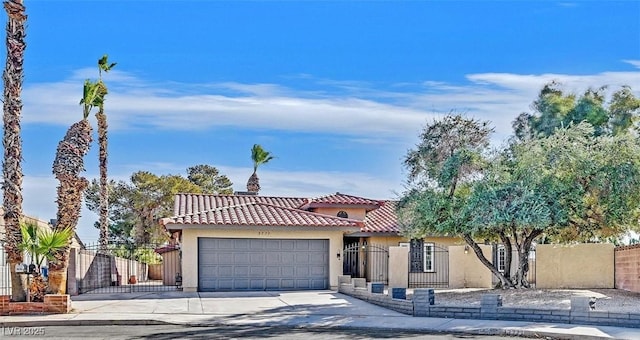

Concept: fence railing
[[71, 242, 181, 294]]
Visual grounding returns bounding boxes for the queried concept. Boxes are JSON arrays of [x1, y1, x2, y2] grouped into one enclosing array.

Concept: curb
[[0, 318, 623, 340]]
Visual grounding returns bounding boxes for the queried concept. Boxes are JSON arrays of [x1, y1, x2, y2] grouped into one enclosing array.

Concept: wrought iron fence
[[0, 241, 10, 296], [73, 242, 182, 294], [407, 242, 449, 288], [343, 242, 389, 284]]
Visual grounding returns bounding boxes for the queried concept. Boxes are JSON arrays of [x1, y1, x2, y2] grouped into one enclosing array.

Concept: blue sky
[[3, 0, 639, 243]]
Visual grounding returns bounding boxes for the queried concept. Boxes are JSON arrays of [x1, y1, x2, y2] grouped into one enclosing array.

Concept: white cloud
[[623, 60, 640, 69], [21, 63, 640, 144]]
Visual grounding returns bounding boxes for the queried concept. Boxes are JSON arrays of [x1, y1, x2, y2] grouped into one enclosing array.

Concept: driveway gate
[[343, 242, 388, 284], [74, 242, 181, 294]]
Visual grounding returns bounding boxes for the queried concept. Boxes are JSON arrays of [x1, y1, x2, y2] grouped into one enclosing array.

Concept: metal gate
[[343, 242, 388, 284], [408, 242, 449, 288], [74, 242, 181, 294]]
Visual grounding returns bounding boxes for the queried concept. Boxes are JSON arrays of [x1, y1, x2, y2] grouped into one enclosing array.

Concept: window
[[408, 240, 435, 272], [497, 246, 506, 273], [337, 211, 348, 218], [423, 243, 435, 272]]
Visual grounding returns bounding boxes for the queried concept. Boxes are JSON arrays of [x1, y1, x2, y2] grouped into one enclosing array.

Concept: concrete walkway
[[1, 291, 639, 339]]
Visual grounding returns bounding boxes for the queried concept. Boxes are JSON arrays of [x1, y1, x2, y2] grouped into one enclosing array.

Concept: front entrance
[[343, 242, 389, 284]]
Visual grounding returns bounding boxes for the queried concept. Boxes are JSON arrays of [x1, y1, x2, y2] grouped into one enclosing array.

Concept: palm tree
[[48, 67, 107, 294], [246, 144, 274, 194], [96, 55, 116, 252], [18, 222, 73, 301], [2, 0, 27, 302]]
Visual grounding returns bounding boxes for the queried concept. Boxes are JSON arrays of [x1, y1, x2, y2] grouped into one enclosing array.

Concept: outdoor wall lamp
[[464, 245, 469, 254], [337, 252, 341, 261]]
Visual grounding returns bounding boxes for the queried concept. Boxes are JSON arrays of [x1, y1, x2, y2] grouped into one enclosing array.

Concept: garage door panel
[[199, 238, 329, 291]]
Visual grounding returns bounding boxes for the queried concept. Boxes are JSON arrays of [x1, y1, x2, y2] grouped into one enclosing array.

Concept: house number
[[258, 231, 271, 236]]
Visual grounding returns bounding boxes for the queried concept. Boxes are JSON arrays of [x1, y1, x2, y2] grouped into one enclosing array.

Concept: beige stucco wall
[[536, 243, 614, 289], [313, 207, 367, 220], [180, 227, 347, 292], [449, 245, 493, 288], [368, 236, 464, 248], [388, 246, 408, 288]]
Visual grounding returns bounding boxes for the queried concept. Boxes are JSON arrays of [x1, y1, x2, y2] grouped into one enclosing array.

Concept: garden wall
[[536, 243, 614, 288], [615, 244, 640, 293]]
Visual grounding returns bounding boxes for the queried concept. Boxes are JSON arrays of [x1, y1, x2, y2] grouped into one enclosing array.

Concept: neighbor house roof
[[163, 193, 398, 233]]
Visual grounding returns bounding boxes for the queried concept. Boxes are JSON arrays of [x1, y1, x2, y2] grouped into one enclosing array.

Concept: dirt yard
[[414, 288, 640, 313]]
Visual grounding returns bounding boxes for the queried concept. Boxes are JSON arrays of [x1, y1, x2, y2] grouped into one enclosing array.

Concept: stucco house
[[161, 192, 464, 292]]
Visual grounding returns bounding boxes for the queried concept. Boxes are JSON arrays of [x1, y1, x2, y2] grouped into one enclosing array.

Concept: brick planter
[[0, 295, 71, 315]]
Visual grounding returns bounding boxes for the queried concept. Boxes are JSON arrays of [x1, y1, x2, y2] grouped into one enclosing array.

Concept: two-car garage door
[[198, 238, 329, 291]]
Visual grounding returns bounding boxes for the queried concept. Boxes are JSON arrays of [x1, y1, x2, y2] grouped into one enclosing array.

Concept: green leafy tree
[[514, 82, 640, 141], [187, 164, 233, 194], [246, 144, 274, 193], [85, 168, 216, 244], [400, 113, 640, 288]]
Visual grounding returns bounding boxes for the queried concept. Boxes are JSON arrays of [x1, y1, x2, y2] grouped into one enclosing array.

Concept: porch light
[[336, 252, 341, 261], [464, 245, 469, 254]]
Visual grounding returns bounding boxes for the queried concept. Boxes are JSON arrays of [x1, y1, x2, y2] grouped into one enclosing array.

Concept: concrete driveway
[[69, 290, 406, 327]]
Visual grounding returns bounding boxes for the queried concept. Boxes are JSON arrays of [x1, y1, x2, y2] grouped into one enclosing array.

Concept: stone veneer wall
[[338, 278, 640, 328], [0, 295, 71, 315], [615, 244, 640, 293]]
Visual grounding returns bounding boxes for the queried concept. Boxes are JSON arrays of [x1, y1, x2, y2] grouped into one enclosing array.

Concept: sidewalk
[[1, 291, 638, 339]]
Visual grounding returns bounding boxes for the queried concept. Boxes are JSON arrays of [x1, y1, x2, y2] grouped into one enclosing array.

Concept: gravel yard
[[418, 288, 640, 313]]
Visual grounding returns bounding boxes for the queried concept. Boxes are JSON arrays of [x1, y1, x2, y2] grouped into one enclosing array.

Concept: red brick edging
[[0, 295, 71, 315]]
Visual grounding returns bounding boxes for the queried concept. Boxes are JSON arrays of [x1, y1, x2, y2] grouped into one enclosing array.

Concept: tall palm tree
[[96, 55, 116, 252], [2, 0, 27, 302], [48, 72, 106, 294], [246, 144, 274, 194]]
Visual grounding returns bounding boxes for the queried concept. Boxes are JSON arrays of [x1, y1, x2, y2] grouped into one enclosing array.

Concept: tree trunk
[[512, 229, 542, 288], [2, 0, 27, 302], [246, 171, 260, 193], [97, 110, 109, 252], [499, 231, 513, 281], [462, 233, 514, 288], [46, 252, 69, 295]]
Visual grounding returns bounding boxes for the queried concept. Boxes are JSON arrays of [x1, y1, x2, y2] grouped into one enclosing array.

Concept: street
[[0, 325, 536, 339]]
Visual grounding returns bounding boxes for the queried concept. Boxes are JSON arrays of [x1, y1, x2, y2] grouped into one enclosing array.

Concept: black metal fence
[[343, 242, 389, 284], [73, 242, 182, 294], [0, 240, 10, 296], [408, 242, 450, 288]]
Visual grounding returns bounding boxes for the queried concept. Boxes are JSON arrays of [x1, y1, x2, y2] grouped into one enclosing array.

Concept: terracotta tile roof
[[164, 194, 362, 228], [298, 192, 382, 210], [362, 200, 399, 233], [164, 193, 398, 233]]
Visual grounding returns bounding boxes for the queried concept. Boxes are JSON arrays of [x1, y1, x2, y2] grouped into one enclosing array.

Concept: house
[[161, 192, 464, 292]]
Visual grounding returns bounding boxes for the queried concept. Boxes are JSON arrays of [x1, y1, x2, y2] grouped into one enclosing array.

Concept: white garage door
[[198, 238, 329, 291]]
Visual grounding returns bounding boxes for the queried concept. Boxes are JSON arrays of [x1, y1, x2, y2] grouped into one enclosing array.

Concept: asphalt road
[[0, 325, 535, 339]]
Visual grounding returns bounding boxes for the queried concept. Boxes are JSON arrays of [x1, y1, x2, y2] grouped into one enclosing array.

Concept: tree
[[2, 0, 27, 301], [401, 116, 640, 288], [95, 55, 116, 252], [85, 171, 204, 244], [18, 222, 72, 301], [514, 82, 640, 141], [49, 61, 107, 294], [246, 144, 274, 194], [398, 114, 496, 280], [187, 164, 233, 194]]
